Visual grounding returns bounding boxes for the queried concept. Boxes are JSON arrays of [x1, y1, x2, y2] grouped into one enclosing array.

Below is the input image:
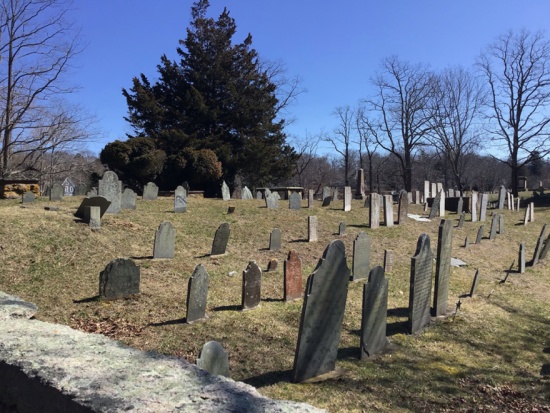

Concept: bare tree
[[323, 105, 354, 186], [288, 132, 321, 187], [355, 104, 382, 193], [364, 56, 435, 191], [478, 29, 550, 196], [429, 66, 486, 191], [0, 0, 86, 178]]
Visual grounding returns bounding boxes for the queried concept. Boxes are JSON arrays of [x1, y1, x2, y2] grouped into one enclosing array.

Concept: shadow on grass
[[386, 320, 409, 337], [130, 255, 154, 260], [212, 305, 241, 312], [387, 307, 408, 317], [194, 253, 211, 258], [338, 346, 360, 360], [347, 224, 368, 229], [262, 297, 284, 303], [541, 364, 550, 376], [148, 317, 186, 327], [244, 369, 292, 388], [73, 295, 99, 303], [289, 238, 308, 243]]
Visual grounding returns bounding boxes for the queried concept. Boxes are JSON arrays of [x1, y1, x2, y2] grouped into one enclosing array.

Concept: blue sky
[[66, 1, 550, 155]]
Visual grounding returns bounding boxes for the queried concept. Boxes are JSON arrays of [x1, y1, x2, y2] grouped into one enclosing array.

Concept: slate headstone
[[531, 224, 547, 266], [49, 183, 64, 201], [265, 193, 278, 209], [242, 260, 261, 310], [428, 191, 441, 219], [469, 269, 480, 297], [475, 225, 484, 244], [464, 236, 470, 249], [457, 212, 465, 228], [174, 186, 187, 213], [360, 266, 390, 359], [384, 250, 393, 273], [338, 222, 346, 235], [321, 196, 332, 207], [433, 220, 453, 317], [74, 196, 111, 219], [98, 171, 122, 214], [343, 186, 352, 212], [99, 258, 140, 300], [186, 264, 209, 323], [308, 216, 318, 242], [408, 234, 433, 334], [284, 250, 303, 302], [397, 190, 408, 224], [383, 194, 394, 227], [256, 190, 262, 200], [267, 258, 278, 272], [182, 181, 190, 194], [142, 182, 159, 201], [498, 185, 506, 209], [351, 231, 371, 282], [322, 186, 331, 206], [489, 213, 498, 240], [22, 192, 35, 203], [292, 240, 350, 383], [269, 228, 282, 251], [355, 169, 365, 199], [121, 188, 137, 210], [221, 181, 230, 201], [196, 341, 230, 377], [289, 192, 301, 210], [211, 223, 230, 256], [153, 221, 175, 259]]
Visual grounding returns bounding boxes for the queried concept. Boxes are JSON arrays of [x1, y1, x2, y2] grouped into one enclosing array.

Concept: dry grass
[[1, 194, 549, 412]]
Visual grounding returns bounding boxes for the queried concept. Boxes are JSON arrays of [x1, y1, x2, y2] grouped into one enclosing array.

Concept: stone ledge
[[0, 318, 324, 412]]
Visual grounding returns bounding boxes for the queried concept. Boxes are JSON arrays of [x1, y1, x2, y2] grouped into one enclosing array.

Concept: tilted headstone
[[22, 192, 35, 203], [241, 186, 253, 200], [153, 221, 175, 259], [142, 182, 159, 201], [269, 228, 282, 251], [289, 192, 301, 210], [523, 204, 530, 225], [321, 195, 332, 207], [292, 240, 350, 383], [475, 225, 484, 244], [256, 190, 262, 200], [242, 260, 261, 310], [531, 224, 547, 266], [519, 243, 526, 274], [338, 222, 346, 235], [433, 220, 453, 317], [227, 206, 235, 214], [98, 171, 122, 214], [383, 194, 394, 227], [397, 190, 408, 224], [121, 188, 137, 210], [538, 234, 550, 261], [174, 186, 187, 213], [211, 223, 230, 256], [272, 191, 281, 201], [355, 169, 365, 199], [384, 250, 393, 273], [489, 213, 498, 240], [308, 216, 318, 242], [84, 206, 101, 230], [284, 250, 303, 302], [265, 193, 279, 209], [471, 192, 478, 222], [469, 269, 480, 297], [99, 258, 140, 300], [457, 212, 465, 229], [498, 185, 506, 209], [464, 236, 470, 249], [266, 258, 278, 272], [479, 193, 488, 222], [360, 266, 389, 359], [369, 193, 380, 229], [351, 231, 371, 282], [308, 189, 314, 208], [221, 181, 230, 201], [428, 191, 441, 219], [196, 341, 230, 377], [343, 186, 352, 212], [49, 183, 64, 201], [186, 264, 209, 323], [498, 214, 505, 234], [74, 196, 111, 220], [408, 234, 433, 334]]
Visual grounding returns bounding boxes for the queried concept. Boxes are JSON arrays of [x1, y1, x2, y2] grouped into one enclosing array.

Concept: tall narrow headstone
[[308, 189, 314, 208], [142, 182, 159, 201], [457, 212, 465, 229], [516, 198, 521, 211], [397, 190, 408, 224], [196, 341, 230, 377], [471, 192, 478, 222], [98, 171, 122, 214], [284, 250, 302, 302], [351, 231, 371, 281], [519, 243, 526, 274], [308, 216, 318, 242], [153, 221, 175, 259], [383, 195, 394, 227], [530, 202, 535, 222], [439, 191, 446, 217], [424, 180, 430, 200], [431, 183, 437, 198], [343, 186, 352, 212], [369, 193, 380, 229], [242, 261, 261, 310], [174, 186, 187, 213], [498, 185, 506, 209], [479, 193, 488, 222], [322, 186, 331, 205], [457, 197, 464, 214], [292, 240, 350, 383], [221, 181, 230, 201], [121, 188, 137, 210], [433, 220, 453, 317], [84, 206, 101, 230], [269, 228, 282, 251], [531, 224, 547, 266], [384, 250, 393, 273], [186, 264, 209, 323], [475, 225, 484, 244], [497, 214, 505, 234], [489, 214, 498, 240], [523, 204, 530, 225], [360, 266, 389, 359], [414, 190, 420, 205], [355, 169, 365, 199], [211, 223, 230, 255], [49, 183, 64, 201], [469, 269, 480, 297], [332, 187, 339, 201], [428, 191, 441, 219], [99, 258, 140, 300], [289, 192, 301, 210], [539, 234, 550, 261], [408, 234, 433, 334]]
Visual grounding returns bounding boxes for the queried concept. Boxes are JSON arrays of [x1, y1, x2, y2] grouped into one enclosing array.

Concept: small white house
[[62, 177, 75, 196]]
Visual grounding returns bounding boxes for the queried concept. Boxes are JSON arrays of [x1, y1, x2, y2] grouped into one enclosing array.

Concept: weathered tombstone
[[351, 231, 370, 282], [227, 206, 235, 214], [519, 243, 526, 274], [343, 186, 352, 212], [22, 192, 35, 203], [428, 191, 441, 219], [121, 188, 137, 210], [436, 182, 443, 194], [424, 180, 430, 200], [266, 258, 278, 272], [338, 222, 346, 235], [531, 224, 547, 266], [269, 228, 282, 251], [530, 202, 535, 222], [332, 187, 339, 201], [539, 234, 550, 261], [308, 216, 318, 242], [98, 171, 122, 214], [142, 182, 159, 201], [211, 223, 230, 256], [360, 266, 389, 359], [355, 169, 366, 199], [272, 191, 281, 201], [322, 186, 331, 204], [384, 250, 393, 273], [448, 189, 455, 198], [49, 183, 64, 201], [471, 192, 478, 222], [414, 190, 420, 205], [408, 234, 433, 334], [242, 260, 261, 310], [383, 194, 394, 227], [292, 240, 350, 383], [457, 197, 464, 214], [464, 236, 470, 249], [475, 225, 484, 244], [439, 190, 446, 217], [241, 186, 253, 200], [153, 221, 175, 259], [289, 191, 301, 210], [469, 269, 480, 297], [196, 341, 230, 377], [397, 190, 408, 224], [516, 197, 521, 212], [221, 181, 230, 201], [369, 193, 380, 229], [523, 204, 530, 225], [407, 191, 413, 205], [84, 206, 101, 230], [489, 214, 498, 240], [431, 183, 437, 198], [99, 258, 140, 300], [498, 214, 505, 234], [321, 195, 332, 207], [264, 188, 272, 198], [308, 189, 314, 208], [457, 212, 465, 229], [256, 190, 262, 200], [74, 196, 111, 220], [174, 186, 187, 213], [433, 220, 453, 317], [479, 193, 488, 222], [265, 193, 279, 209], [231, 186, 242, 200], [186, 264, 209, 323], [498, 185, 506, 209], [284, 250, 302, 302]]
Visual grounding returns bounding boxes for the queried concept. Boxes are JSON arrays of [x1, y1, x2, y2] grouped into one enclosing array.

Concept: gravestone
[[49, 183, 64, 201], [308, 216, 318, 242], [428, 191, 441, 219], [289, 192, 301, 210], [292, 240, 350, 383], [479, 193, 488, 222], [121, 188, 137, 210], [407, 191, 413, 205], [408, 234, 433, 334], [469, 269, 480, 297], [196, 341, 230, 377], [332, 187, 339, 201], [475, 225, 484, 244], [531, 224, 547, 266], [464, 236, 470, 249], [523, 204, 530, 225], [22, 192, 35, 203], [351, 231, 370, 282], [431, 183, 437, 198], [414, 190, 420, 205], [267, 258, 278, 272], [424, 180, 430, 200], [272, 191, 281, 201], [516, 198, 521, 211], [231, 187, 241, 200], [269, 228, 282, 251], [384, 250, 393, 273], [284, 250, 303, 302], [308, 189, 314, 208], [84, 206, 101, 230], [498, 185, 506, 209], [227, 206, 235, 214], [211, 223, 230, 256], [321, 196, 332, 207], [439, 191, 446, 217], [242, 260, 261, 310], [153, 221, 175, 259], [489, 214, 498, 240], [142, 182, 159, 201], [457, 197, 464, 214], [86, 188, 98, 197], [221, 181, 230, 201], [264, 188, 272, 198], [397, 190, 408, 224], [241, 186, 253, 200], [457, 212, 465, 228], [265, 193, 278, 209], [369, 193, 380, 229], [436, 182, 443, 194], [174, 186, 187, 213], [360, 266, 389, 359], [355, 169, 365, 199], [498, 214, 505, 234], [322, 186, 331, 204], [186, 264, 209, 323], [98, 171, 122, 214], [471, 192, 478, 222], [256, 191, 262, 200], [343, 186, 352, 212], [99, 258, 140, 300], [383, 194, 394, 227], [74, 196, 111, 220], [519, 243, 525, 274], [530, 202, 535, 222], [539, 234, 550, 261], [433, 220, 453, 317], [338, 222, 346, 235]]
